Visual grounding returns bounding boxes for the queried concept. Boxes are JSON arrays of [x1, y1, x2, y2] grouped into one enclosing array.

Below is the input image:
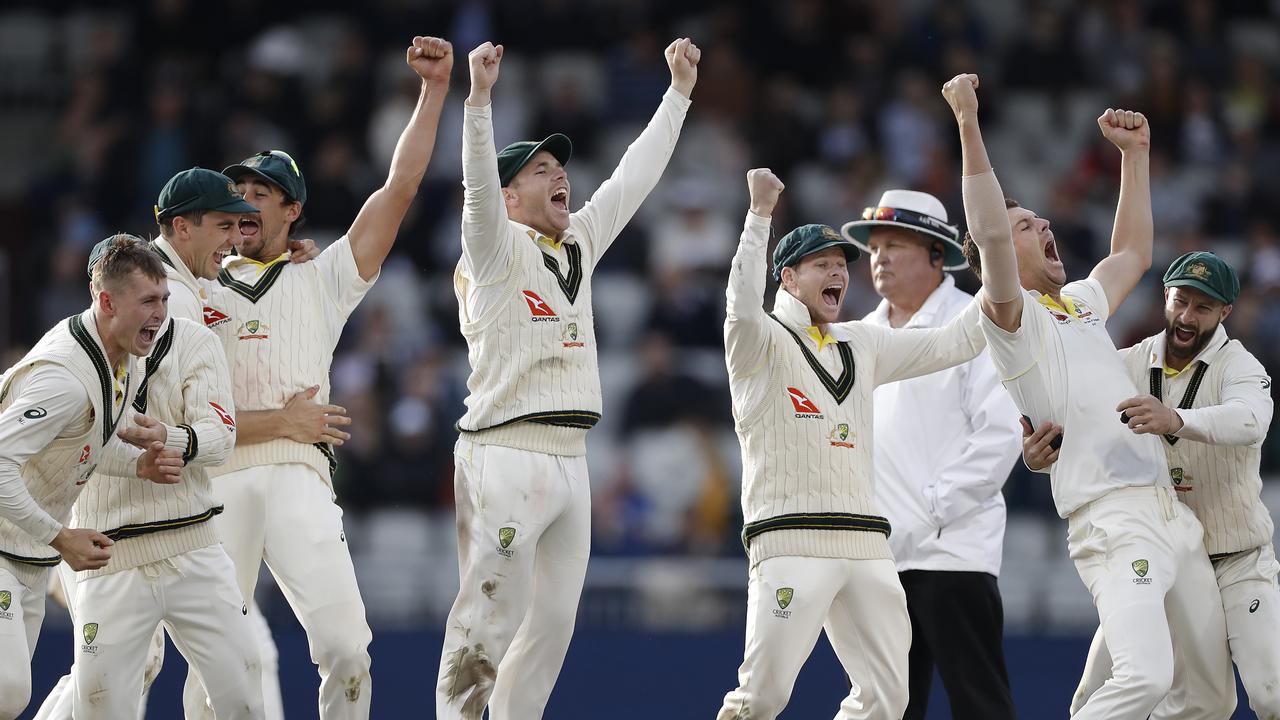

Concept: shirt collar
[[514, 220, 572, 252], [224, 250, 290, 275], [1148, 323, 1230, 372], [80, 308, 125, 378], [773, 288, 850, 348], [152, 236, 204, 296]]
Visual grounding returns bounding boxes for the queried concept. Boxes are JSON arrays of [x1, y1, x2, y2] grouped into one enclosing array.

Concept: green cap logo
[[1132, 559, 1149, 578], [499, 527, 516, 549], [1171, 468, 1183, 485], [0, 590, 10, 611], [83, 622, 98, 645], [776, 587, 794, 610]]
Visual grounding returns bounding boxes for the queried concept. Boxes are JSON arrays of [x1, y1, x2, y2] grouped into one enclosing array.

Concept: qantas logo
[[786, 387, 824, 418], [75, 445, 93, 485], [202, 307, 230, 328], [209, 402, 235, 430], [78, 445, 91, 464], [522, 290, 560, 322]]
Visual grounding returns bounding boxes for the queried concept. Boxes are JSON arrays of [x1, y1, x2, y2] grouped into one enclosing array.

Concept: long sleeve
[[962, 169, 1020, 305], [460, 102, 515, 285], [573, 87, 691, 263], [724, 211, 773, 380], [0, 365, 88, 544], [95, 432, 143, 478], [1175, 350, 1274, 446], [871, 299, 987, 386], [170, 326, 237, 468], [925, 351, 1022, 526]]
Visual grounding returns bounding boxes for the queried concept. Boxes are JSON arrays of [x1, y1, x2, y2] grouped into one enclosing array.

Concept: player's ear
[[284, 201, 302, 223], [1220, 303, 1233, 323], [501, 187, 519, 209]]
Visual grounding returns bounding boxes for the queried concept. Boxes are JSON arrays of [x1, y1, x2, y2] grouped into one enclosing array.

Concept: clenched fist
[[666, 38, 701, 98], [466, 41, 503, 106], [1098, 108, 1150, 153], [408, 36, 453, 86], [747, 168, 784, 218], [941, 73, 980, 121]]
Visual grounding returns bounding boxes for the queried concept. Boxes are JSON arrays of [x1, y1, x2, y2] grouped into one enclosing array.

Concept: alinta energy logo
[[522, 290, 560, 322], [786, 387, 824, 419]]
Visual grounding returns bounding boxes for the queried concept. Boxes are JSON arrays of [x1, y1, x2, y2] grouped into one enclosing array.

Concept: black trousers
[[899, 569, 1016, 720]]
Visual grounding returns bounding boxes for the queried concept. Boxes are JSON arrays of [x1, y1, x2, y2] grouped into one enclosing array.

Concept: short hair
[[962, 198, 1021, 279], [157, 209, 208, 236], [91, 234, 167, 294]]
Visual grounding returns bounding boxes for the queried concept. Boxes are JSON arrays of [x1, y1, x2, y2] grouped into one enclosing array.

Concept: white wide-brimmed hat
[[839, 189, 966, 271]]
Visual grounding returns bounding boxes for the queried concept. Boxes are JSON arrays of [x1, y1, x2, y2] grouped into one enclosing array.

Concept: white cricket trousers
[[436, 439, 591, 720], [63, 544, 264, 719], [1073, 541, 1280, 719], [34, 559, 284, 720], [185, 463, 372, 719], [1066, 485, 1234, 720], [0, 561, 47, 720], [717, 554, 910, 720]]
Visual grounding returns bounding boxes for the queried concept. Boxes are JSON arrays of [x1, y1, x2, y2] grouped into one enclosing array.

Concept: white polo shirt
[[980, 278, 1169, 517], [865, 275, 1022, 575]]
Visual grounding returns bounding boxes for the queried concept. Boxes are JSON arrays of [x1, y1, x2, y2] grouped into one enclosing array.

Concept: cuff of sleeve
[[1172, 409, 1202, 441], [664, 86, 693, 111], [165, 424, 197, 462], [464, 102, 492, 118], [37, 520, 62, 547], [745, 211, 772, 229]]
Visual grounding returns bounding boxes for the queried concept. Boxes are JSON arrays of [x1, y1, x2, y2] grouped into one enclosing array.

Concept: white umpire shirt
[[864, 275, 1022, 576]]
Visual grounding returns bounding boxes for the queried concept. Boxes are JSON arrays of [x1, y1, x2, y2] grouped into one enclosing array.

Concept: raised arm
[[458, 41, 513, 284], [943, 73, 1022, 332], [870, 298, 987, 385], [1088, 108, 1153, 312], [724, 169, 783, 379], [346, 36, 453, 281], [573, 38, 698, 260]]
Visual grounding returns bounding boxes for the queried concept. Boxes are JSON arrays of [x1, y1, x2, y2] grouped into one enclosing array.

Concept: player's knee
[[0, 675, 31, 720], [1120, 662, 1174, 710], [311, 627, 372, 676], [1247, 679, 1280, 720]]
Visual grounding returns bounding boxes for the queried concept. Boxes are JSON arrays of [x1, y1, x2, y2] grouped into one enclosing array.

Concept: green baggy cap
[[772, 224, 861, 282], [223, 149, 307, 205], [1163, 251, 1240, 304], [156, 168, 259, 221], [497, 134, 573, 187]]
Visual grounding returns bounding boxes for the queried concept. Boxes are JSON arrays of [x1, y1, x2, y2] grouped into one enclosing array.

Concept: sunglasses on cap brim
[[861, 206, 959, 241]]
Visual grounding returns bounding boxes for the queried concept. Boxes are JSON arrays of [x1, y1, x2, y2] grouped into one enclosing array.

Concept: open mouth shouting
[[238, 216, 261, 246], [138, 322, 162, 348], [821, 282, 843, 308], [1171, 323, 1197, 346], [550, 186, 569, 213], [1043, 234, 1061, 265]]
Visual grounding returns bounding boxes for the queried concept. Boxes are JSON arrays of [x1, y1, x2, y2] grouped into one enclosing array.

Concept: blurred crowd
[[3, 0, 1280, 561]]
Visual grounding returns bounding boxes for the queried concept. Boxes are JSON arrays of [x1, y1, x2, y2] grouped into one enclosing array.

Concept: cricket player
[[35, 170, 275, 719], [843, 189, 1021, 719], [946, 72, 1234, 719], [182, 35, 453, 719], [438, 37, 698, 720], [0, 236, 179, 719], [717, 168, 987, 720], [1023, 252, 1279, 718]]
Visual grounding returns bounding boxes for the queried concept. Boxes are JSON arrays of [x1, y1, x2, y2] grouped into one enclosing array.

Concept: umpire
[[842, 190, 1022, 719]]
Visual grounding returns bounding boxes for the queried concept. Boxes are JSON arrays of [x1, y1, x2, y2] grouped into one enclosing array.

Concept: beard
[[1164, 319, 1216, 361]]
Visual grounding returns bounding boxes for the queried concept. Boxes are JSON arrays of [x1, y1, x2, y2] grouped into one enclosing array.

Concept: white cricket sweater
[[205, 236, 375, 487], [725, 212, 987, 568], [73, 317, 236, 580], [1121, 325, 1274, 557], [454, 87, 691, 456], [0, 310, 137, 587]]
